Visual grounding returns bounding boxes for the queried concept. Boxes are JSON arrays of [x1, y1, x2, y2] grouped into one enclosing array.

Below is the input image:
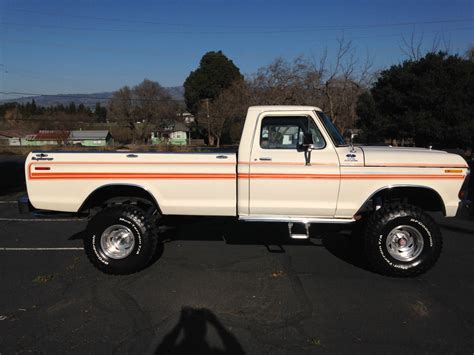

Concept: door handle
[[259, 157, 272, 161], [216, 155, 228, 159], [126, 154, 138, 158]]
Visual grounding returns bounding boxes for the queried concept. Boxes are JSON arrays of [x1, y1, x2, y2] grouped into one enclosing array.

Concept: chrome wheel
[[100, 224, 135, 259], [386, 225, 424, 262]]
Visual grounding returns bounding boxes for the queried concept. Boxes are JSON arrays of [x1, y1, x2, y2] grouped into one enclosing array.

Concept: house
[[0, 130, 33, 146], [69, 130, 113, 147], [151, 121, 190, 145], [25, 130, 70, 146], [23, 130, 114, 147], [177, 112, 195, 124]]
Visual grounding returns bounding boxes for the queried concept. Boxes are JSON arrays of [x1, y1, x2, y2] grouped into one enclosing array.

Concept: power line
[[7, 8, 304, 29], [300, 26, 474, 44], [0, 91, 184, 102], [2, 18, 473, 35], [2, 25, 472, 59], [8, 8, 474, 32]]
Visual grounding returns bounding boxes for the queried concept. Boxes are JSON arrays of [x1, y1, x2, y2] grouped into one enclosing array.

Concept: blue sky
[[0, 0, 473, 99]]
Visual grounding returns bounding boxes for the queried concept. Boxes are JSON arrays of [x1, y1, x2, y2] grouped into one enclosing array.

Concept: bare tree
[[400, 30, 452, 61], [198, 80, 250, 147], [108, 86, 134, 127], [193, 38, 375, 144], [247, 38, 374, 134], [467, 46, 474, 61], [108, 79, 178, 143]]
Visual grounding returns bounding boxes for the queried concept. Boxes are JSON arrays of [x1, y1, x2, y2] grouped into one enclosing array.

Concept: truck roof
[[248, 105, 323, 112]]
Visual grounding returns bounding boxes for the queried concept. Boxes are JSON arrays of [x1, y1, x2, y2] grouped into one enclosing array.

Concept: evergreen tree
[[356, 52, 474, 148], [184, 51, 243, 114]]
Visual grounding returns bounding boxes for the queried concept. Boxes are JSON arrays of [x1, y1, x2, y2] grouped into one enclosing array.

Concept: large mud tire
[[84, 205, 159, 274], [364, 204, 442, 277]]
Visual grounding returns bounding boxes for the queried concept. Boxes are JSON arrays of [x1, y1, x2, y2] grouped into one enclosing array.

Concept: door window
[[260, 116, 325, 149]]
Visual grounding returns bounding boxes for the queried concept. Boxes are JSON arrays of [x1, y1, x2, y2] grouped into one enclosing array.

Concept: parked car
[[22, 106, 470, 276]]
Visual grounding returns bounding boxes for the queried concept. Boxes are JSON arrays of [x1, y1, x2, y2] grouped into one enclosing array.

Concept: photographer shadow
[[155, 307, 245, 355]]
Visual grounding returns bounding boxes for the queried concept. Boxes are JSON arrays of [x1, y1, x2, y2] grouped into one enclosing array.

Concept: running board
[[239, 216, 355, 224], [288, 222, 310, 239]]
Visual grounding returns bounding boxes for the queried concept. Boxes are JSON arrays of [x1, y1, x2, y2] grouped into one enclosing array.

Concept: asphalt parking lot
[[0, 193, 473, 354]]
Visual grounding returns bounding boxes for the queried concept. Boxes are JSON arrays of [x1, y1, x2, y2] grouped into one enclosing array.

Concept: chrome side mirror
[[350, 133, 358, 153]]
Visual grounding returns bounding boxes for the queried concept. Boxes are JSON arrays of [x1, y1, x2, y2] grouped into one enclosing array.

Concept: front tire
[[364, 204, 442, 277], [84, 205, 160, 274]]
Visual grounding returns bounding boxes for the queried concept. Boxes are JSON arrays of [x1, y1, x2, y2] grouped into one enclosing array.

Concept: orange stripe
[[238, 173, 340, 179], [31, 161, 236, 165], [366, 163, 468, 168], [238, 161, 337, 166], [340, 174, 464, 179], [30, 172, 464, 180], [27, 162, 235, 179], [30, 173, 236, 180], [237, 173, 464, 180], [239, 162, 468, 168]]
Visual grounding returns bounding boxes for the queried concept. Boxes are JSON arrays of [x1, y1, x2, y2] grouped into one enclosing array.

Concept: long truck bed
[[26, 151, 238, 215]]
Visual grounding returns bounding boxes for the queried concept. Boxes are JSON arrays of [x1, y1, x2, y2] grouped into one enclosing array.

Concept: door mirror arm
[[298, 132, 314, 166], [304, 146, 313, 166]]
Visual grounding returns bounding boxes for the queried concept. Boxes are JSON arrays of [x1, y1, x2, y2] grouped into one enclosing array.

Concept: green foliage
[[357, 52, 474, 148], [184, 51, 243, 114]]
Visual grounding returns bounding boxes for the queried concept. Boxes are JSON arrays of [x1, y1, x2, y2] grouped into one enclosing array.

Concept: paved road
[[0, 201, 473, 354]]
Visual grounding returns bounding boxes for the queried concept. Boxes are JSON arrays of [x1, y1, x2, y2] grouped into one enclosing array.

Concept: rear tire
[[84, 205, 160, 274], [364, 204, 442, 277]]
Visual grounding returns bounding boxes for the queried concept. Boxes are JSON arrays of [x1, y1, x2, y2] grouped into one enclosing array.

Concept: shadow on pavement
[[70, 217, 372, 273], [155, 307, 245, 355], [322, 229, 372, 272]]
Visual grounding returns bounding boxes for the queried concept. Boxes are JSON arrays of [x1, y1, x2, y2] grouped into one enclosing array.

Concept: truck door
[[247, 112, 340, 217]]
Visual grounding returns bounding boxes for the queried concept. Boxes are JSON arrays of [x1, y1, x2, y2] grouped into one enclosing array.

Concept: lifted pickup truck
[[24, 106, 470, 276]]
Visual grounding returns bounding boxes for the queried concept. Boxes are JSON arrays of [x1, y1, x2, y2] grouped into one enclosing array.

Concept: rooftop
[[31, 130, 70, 141], [70, 130, 110, 139]]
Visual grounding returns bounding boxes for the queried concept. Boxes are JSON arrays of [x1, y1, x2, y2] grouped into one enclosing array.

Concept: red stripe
[[237, 174, 464, 180], [29, 172, 465, 180], [30, 173, 236, 180]]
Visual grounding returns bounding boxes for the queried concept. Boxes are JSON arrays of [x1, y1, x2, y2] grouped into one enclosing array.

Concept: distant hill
[[0, 86, 185, 108]]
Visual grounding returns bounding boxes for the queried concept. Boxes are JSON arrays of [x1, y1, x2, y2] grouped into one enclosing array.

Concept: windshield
[[317, 111, 346, 146]]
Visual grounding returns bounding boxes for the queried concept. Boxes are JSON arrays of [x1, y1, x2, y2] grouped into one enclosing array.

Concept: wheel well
[[359, 186, 446, 216], [79, 185, 161, 214]]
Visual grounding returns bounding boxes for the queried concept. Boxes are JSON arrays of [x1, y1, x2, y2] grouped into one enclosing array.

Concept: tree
[[199, 80, 250, 147], [108, 79, 177, 143], [67, 102, 77, 114], [356, 52, 474, 148], [355, 92, 391, 144], [108, 86, 133, 126], [94, 102, 107, 122], [184, 51, 243, 115], [467, 46, 474, 62], [247, 40, 374, 134]]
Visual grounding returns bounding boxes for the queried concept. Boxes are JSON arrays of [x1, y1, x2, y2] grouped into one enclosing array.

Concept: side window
[[308, 119, 325, 149], [260, 116, 325, 149]]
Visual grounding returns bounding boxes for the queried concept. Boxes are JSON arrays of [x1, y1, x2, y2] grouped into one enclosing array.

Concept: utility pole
[[204, 98, 212, 146]]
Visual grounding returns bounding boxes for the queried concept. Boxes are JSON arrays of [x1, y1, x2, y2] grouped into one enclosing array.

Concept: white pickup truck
[[24, 106, 470, 276]]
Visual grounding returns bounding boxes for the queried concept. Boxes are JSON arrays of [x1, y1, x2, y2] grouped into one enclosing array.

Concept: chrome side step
[[288, 222, 310, 239], [239, 215, 355, 224]]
